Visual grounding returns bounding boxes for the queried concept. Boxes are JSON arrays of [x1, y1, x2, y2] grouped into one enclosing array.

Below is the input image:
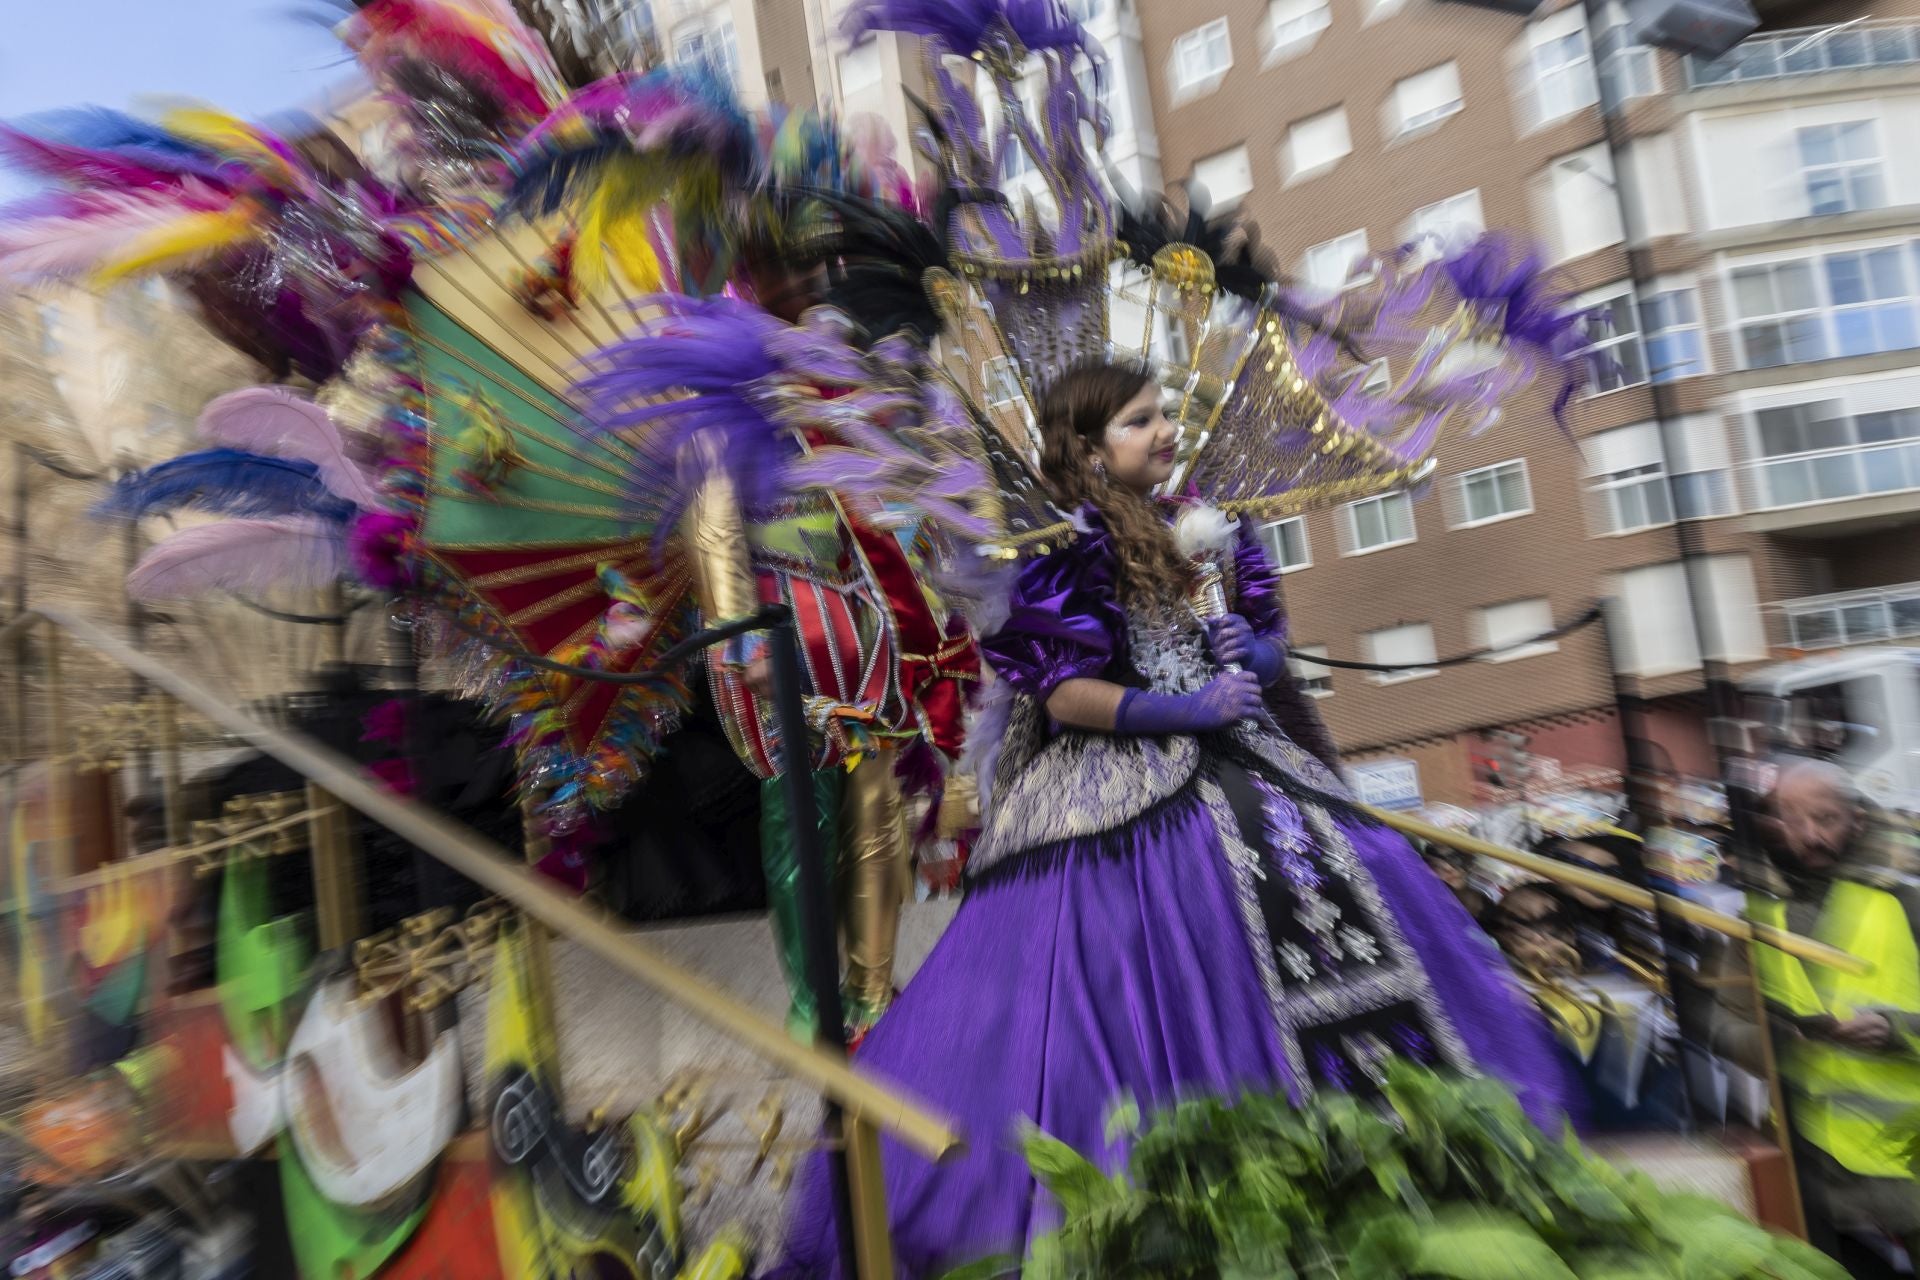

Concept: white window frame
[[1391, 62, 1463, 137], [1450, 459, 1533, 529], [1798, 121, 1885, 218], [1527, 9, 1598, 126], [1726, 238, 1920, 370], [1191, 144, 1254, 211], [1259, 516, 1312, 572], [1365, 622, 1438, 684], [1574, 281, 1648, 395], [1583, 421, 1674, 535], [1475, 598, 1560, 663], [1410, 188, 1484, 257], [1266, 0, 1330, 61], [837, 36, 883, 96], [1745, 398, 1920, 511], [1303, 229, 1370, 293], [1283, 106, 1351, 183], [1290, 644, 1334, 697], [1340, 490, 1417, 555], [1595, 3, 1659, 106], [1640, 280, 1708, 383], [1172, 18, 1233, 94]]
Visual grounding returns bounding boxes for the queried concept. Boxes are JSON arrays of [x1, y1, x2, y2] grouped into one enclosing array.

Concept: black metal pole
[[766, 611, 862, 1279], [11, 443, 28, 759], [1597, 604, 1699, 1130]]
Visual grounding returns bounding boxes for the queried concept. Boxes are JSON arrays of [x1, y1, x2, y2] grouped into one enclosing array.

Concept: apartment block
[[1123, 0, 1920, 803]]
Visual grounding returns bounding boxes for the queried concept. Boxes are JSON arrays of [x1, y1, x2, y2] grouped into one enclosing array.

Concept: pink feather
[[126, 515, 345, 601], [196, 387, 382, 508], [0, 184, 229, 280], [0, 126, 188, 191]]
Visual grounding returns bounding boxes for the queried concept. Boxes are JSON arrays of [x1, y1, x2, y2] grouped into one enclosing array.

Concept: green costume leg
[[760, 769, 844, 1041]]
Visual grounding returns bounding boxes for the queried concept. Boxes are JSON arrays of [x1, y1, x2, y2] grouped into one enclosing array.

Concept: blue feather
[[97, 449, 356, 522]]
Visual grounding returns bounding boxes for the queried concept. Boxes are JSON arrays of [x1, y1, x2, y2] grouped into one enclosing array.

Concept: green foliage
[[941, 1064, 1849, 1280]]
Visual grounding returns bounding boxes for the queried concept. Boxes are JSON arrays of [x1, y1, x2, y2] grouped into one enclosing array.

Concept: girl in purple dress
[[771, 362, 1574, 1277]]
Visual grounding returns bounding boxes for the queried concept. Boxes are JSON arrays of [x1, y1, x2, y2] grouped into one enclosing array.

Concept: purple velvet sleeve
[[1233, 522, 1287, 646], [981, 539, 1124, 703]]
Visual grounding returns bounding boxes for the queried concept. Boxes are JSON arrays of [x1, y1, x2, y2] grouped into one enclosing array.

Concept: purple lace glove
[[1115, 671, 1266, 735], [1207, 615, 1285, 686]]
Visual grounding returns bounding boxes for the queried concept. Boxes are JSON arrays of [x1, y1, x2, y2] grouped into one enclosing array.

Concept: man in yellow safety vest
[[1712, 758, 1920, 1271]]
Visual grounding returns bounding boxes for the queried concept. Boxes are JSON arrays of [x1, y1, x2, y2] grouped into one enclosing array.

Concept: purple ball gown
[[767, 512, 1575, 1278]]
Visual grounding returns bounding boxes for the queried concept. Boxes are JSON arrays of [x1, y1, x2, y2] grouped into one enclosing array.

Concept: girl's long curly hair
[[1036, 361, 1193, 609]]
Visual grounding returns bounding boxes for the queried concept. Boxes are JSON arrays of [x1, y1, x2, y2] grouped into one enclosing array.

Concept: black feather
[[783, 188, 1002, 348]]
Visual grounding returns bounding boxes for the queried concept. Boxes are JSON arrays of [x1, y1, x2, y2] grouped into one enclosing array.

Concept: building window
[[714, 21, 739, 80], [1824, 246, 1918, 356], [1304, 229, 1369, 292], [1267, 0, 1330, 60], [1730, 244, 1920, 369], [1283, 106, 1351, 182], [1526, 8, 1598, 125], [1584, 417, 1736, 531], [1191, 144, 1254, 210], [984, 356, 1022, 406], [999, 83, 1041, 179], [765, 68, 785, 103], [1610, 556, 1764, 675], [1341, 490, 1415, 554], [838, 38, 883, 95], [676, 29, 708, 64], [1365, 622, 1437, 683], [1452, 459, 1532, 527], [1798, 122, 1884, 217], [1539, 145, 1623, 263], [1476, 598, 1559, 662], [1595, 5, 1659, 106], [1291, 644, 1333, 696], [37, 304, 60, 356], [1173, 18, 1233, 93], [1065, 0, 1103, 21], [1260, 516, 1311, 571], [1731, 259, 1826, 368], [1584, 421, 1672, 534], [1411, 189, 1484, 256], [1665, 414, 1738, 520], [1640, 284, 1707, 382], [1391, 62, 1463, 136], [1750, 399, 1920, 508], [1575, 283, 1647, 393]]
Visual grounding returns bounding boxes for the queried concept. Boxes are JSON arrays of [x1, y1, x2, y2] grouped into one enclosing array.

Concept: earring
[[1091, 456, 1107, 478]]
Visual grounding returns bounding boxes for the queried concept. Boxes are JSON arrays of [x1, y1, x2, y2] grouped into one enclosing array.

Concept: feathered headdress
[[503, 66, 757, 292]]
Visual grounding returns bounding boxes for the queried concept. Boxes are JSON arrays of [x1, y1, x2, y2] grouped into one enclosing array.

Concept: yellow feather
[[92, 206, 257, 285], [605, 212, 661, 293], [572, 155, 673, 292], [160, 108, 295, 181]]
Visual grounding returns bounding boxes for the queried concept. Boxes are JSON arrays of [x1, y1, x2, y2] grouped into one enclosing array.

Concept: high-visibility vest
[[1750, 881, 1920, 1179]]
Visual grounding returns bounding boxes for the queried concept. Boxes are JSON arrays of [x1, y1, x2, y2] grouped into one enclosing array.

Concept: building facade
[[1126, 0, 1920, 803]]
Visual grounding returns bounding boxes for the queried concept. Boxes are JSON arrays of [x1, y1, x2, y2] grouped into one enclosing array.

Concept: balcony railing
[[1747, 438, 1920, 511], [1688, 18, 1920, 88], [1770, 581, 1920, 650]]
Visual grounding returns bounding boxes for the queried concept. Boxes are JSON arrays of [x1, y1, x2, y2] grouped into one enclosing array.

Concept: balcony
[[1743, 439, 1920, 533], [1688, 18, 1920, 88], [1769, 581, 1920, 650]]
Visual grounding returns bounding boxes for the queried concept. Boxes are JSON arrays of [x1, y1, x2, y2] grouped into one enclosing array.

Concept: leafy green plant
[[941, 1063, 1845, 1280]]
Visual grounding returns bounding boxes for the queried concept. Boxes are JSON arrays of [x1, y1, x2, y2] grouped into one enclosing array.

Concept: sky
[[0, 0, 361, 195]]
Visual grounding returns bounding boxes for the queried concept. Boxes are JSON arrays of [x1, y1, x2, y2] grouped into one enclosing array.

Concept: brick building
[[1122, 0, 1920, 803]]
